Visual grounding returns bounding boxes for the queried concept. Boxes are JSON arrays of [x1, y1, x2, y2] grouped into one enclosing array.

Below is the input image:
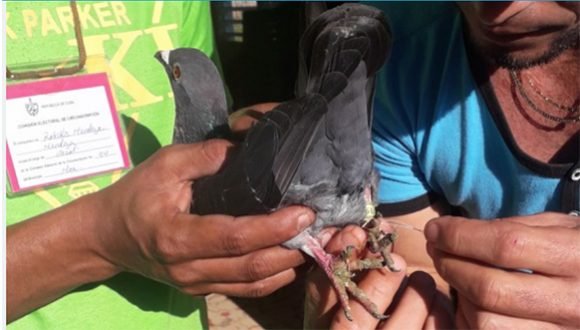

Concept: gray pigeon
[[156, 3, 395, 321]]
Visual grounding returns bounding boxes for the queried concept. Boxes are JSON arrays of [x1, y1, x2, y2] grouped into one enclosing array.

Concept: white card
[[6, 73, 130, 192]]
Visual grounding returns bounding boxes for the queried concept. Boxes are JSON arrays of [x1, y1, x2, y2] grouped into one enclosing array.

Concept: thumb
[[502, 212, 580, 228], [168, 139, 232, 181]]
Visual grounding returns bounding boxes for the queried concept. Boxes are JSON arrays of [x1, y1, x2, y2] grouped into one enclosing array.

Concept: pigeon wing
[[191, 94, 327, 216]]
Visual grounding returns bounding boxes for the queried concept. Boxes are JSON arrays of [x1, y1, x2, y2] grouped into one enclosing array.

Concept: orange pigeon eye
[[173, 65, 181, 79]]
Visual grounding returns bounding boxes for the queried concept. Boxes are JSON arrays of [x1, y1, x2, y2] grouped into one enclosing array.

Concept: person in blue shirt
[[305, 2, 579, 329]]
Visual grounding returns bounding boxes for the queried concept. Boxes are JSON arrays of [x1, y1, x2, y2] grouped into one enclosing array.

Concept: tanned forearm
[[6, 191, 119, 323]]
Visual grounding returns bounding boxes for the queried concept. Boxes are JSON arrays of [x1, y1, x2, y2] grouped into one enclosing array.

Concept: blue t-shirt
[[371, 3, 577, 219]]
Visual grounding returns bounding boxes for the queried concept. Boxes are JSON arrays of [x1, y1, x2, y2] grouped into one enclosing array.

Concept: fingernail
[[391, 255, 405, 271], [341, 225, 366, 247], [318, 230, 333, 247], [297, 211, 315, 229], [426, 242, 435, 257], [424, 221, 439, 242]]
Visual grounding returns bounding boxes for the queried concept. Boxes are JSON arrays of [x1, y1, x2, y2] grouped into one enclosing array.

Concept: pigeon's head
[[155, 48, 211, 101], [154, 48, 227, 113], [154, 48, 228, 143]]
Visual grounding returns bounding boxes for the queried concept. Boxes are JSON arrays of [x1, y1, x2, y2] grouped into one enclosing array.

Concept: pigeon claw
[[329, 244, 389, 321], [345, 281, 389, 321], [308, 224, 397, 321], [365, 218, 400, 272]]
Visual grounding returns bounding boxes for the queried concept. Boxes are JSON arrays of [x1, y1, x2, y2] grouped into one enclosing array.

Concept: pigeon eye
[[173, 65, 181, 79]]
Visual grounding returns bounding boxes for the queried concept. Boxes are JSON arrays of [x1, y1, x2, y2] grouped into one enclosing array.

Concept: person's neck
[[485, 48, 579, 164], [503, 49, 579, 111]]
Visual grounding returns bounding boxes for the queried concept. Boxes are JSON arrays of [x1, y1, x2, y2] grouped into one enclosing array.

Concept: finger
[[428, 245, 580, 326], [304, 226, 370, 328], [304, 264, 340, 329], [165, 206, 315, 261], [184, 267, 297, 298], [324, 225, 367, 255], [425, 216, 580, 275], [159, 139, 233, 181], [317, 227, 339, 248], [167, 246, 306, 285], [502, 212, 580, 228], [379, 271, 436, 330], [229, 103, 279, 133], [331, 255, 407, 329], [455, 300, 471, 330], [459, 295, 564, 330], [423, 291, 455, 330]]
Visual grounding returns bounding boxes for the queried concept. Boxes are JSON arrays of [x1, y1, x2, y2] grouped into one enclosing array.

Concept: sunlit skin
[[456, 2, 579, 165], [305, 2, 580, 329], [458, 2, 579, 68]]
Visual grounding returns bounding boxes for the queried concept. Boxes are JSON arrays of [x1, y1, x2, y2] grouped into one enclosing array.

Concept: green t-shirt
[[6, 2, 214, 329]]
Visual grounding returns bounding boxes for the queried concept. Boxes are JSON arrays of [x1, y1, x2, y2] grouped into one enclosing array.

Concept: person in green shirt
[[6, 2, 451, 329], [6, 2, 314, 329]]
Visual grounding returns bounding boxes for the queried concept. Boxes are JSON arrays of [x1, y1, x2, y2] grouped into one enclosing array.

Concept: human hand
[[304, 226, 453, 330], [426, 213, 580, 329], [95, 139, 315, 297], [228, 102, 279, 133]]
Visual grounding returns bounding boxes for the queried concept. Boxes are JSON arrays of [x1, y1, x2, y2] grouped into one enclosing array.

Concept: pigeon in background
[[156, 3, 395, 321]]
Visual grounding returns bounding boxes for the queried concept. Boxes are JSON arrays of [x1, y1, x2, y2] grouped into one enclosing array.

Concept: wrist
[[77, 190, 123, 280]]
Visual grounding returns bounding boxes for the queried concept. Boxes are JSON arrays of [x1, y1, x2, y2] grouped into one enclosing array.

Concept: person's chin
[[478, 36, 564, 69], [476, 23, 578, 68], [483, 28, 556, 50]]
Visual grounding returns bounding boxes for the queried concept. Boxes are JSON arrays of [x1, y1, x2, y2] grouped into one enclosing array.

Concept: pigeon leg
[[361, 190, 400, 272], [306, 237, 388, 321], [306, 236, 353, 320], [341, 246, 390, 321], [364, 218, 400, 272]]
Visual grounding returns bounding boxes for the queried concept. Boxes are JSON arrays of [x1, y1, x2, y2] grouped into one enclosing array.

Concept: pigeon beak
[[154, 50, 171, 65], [154, 50, 175, 80], [154, 50, 173, 72]]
